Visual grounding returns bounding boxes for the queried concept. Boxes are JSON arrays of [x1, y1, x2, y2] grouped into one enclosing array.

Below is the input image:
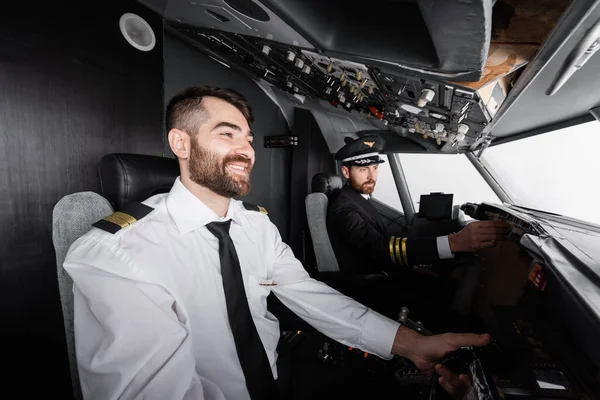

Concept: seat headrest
[[311, 172, 343, 197], [98, 154, 180, 210]]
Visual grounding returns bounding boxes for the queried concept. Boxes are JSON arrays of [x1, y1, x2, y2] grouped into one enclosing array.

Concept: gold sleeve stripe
[[104, 211, 136, 228], [389, 236, 396, 264], [395, 237, 403, 266], [401, 237, 409, 266]]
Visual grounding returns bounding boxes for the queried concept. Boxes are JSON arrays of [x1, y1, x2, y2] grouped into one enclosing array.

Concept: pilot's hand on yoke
[[392, 328, 492, 398], [448, 220, 510, 253]]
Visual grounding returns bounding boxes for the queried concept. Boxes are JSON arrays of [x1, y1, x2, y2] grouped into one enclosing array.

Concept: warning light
[[528, 263, 547, 291], [367, 106, 384, 120]]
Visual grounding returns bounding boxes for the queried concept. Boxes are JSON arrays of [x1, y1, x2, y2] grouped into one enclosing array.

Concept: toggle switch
[[417, 88, 435, 107], [327, 61, 334, 73]]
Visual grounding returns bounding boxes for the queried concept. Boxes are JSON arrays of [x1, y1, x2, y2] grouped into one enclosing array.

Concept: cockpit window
[[372, 154, 404, 213], [399, 153, 502, 213], [481, 120, 600, 225]]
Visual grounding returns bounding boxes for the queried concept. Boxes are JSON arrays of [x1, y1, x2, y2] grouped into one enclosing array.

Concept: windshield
[[481, 120, 600, 225], [399, 153, 502, 212]]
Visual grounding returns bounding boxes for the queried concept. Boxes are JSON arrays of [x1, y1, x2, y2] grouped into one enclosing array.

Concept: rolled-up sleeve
[[267, 223, 400, 359], [64, 236, 225, 400]]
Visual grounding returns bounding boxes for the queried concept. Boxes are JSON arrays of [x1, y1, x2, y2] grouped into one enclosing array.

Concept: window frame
[[390, 151, 506, 225]]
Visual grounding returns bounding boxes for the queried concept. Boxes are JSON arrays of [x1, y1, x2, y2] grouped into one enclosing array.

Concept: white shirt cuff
[[359, 309, 401, 360], [436, 235, 454, 259]]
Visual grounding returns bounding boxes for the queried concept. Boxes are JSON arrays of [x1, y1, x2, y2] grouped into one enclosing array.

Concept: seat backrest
[[52, 192, 113, 400], [305, 172, 343, 272], [305, 193, 339, 272], [98, 153, 179, 210]]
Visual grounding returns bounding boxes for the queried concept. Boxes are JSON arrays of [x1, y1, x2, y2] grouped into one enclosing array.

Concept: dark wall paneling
[[163, 33, 292, 241], [288, 108, 337, 269], [0, 1, 164, 397]]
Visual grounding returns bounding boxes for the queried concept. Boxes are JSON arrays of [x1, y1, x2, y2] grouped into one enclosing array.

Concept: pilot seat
[[52, 153, 179, 400], [305, 172, 343, 273]]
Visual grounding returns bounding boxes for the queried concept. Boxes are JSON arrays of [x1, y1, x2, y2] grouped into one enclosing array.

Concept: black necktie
[[206, 220, 278, 400]]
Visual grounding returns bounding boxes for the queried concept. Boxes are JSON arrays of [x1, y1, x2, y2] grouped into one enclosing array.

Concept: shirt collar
[[166, 177, 245, 235]]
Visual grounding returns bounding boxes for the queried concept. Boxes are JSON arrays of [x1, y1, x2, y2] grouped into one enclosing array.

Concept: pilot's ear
[[341, 165, 350, 179], [168, 129, 190, 159]]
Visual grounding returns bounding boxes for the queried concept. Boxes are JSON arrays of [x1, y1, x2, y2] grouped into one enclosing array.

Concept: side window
[[372, 154, 404, 212], [398, 153, 501, 212]]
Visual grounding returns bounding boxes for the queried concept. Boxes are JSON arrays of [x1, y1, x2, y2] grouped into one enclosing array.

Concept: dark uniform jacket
[[327, 184, 443, 275]]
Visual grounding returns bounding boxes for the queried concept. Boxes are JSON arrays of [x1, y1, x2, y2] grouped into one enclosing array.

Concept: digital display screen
[[418, 193, 453, 219]]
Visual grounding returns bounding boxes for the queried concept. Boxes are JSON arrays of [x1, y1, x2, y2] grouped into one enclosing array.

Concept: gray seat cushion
[[52, 192, 113, 400]]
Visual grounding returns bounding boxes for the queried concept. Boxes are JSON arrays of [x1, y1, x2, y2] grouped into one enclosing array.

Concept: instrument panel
[[461, 202, 546, 241], [280, 200, 600, 399], [170, 22, 502, 152]]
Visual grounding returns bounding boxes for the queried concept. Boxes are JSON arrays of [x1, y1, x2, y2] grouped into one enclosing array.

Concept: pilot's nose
[[235, 138, 255, 160]]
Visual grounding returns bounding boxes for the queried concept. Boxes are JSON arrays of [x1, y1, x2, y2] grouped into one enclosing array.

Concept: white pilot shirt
[[360, 193, 454, 259], [64, 177, 401, 400]]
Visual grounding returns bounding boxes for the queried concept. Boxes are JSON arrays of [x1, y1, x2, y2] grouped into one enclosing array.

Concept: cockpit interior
[[2, 0, 600, 399]]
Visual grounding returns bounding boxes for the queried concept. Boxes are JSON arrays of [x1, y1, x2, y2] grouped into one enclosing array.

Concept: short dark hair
[[165, 85, 253, 135]]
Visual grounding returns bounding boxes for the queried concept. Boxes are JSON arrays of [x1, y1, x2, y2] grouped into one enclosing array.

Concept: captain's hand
[[448, 221, 510, 253], [436, 364, 471, 400], [392, 327, 491, 375]]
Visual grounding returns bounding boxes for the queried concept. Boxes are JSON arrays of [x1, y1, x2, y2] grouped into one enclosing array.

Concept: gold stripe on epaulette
[[401, 237, 409, 266], [104, 211, 136, 228], [258, 206, 268, 215], [389, 236, 396, 264], [395, 237, 403, 266]]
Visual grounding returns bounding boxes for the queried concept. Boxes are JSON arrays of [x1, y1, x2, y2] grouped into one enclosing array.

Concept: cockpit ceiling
[[139, 0, 572, 152], [490, 2, 600, 139]]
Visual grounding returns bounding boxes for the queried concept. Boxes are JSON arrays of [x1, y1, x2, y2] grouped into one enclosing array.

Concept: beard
[[350, 178, 376, 195], [188, 139, 252, 198]]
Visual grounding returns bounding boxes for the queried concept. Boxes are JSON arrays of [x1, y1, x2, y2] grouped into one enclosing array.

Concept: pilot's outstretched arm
[[329, 209, 444, 271], [268, 220, 400, 358], [64, 235, 224, 400]]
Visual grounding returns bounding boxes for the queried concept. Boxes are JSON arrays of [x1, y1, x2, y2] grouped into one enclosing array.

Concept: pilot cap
[[334, 135, 386, 166]]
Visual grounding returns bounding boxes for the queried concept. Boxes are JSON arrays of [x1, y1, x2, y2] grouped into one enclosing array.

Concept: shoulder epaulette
[[92, 202, 154, 234], [242, 202, 268, 215]]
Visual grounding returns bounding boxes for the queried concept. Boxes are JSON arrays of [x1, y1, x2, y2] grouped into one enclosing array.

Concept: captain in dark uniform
[[327, 135, 510, 277]]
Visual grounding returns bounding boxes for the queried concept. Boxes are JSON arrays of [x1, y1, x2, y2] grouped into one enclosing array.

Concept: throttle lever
[[429, 343, 504, 400]]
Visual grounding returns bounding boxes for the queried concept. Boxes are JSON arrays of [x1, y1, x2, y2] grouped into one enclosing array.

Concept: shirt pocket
[[246, 274, 273, 311]]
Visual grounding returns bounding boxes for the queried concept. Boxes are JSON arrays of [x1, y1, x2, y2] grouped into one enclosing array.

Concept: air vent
[[223, 0, 270, 22], [205, 9, 230, 23]]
